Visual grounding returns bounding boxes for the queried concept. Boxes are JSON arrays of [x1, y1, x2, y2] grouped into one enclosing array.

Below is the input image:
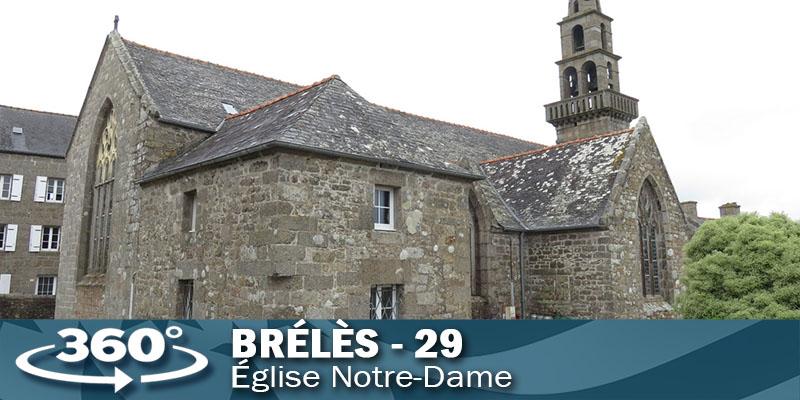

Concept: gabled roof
[[0, 105, 77, 158], [123, 39, 300, 132], [481, 128, 636, 232], [141, 75, 542, 182]]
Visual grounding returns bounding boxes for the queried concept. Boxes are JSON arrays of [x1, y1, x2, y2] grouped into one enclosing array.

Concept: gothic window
[[88, 108, 117, 274], [583, 61, 598, 93], [565, 67, 579, 98], [638, 180, 665, 297], [572, 25, 585, 52], [572, 0, 579, 13]]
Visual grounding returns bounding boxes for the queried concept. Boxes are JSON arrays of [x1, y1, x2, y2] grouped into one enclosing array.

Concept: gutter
[[137, 140, 485, 184]]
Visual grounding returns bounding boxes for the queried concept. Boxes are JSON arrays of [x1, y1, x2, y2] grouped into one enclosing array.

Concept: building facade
[[57, 0, 692, 320], [0, 105, 76, 318]]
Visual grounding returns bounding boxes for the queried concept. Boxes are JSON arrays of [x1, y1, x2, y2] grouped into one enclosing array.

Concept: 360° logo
[[15, 326, 208, 392]]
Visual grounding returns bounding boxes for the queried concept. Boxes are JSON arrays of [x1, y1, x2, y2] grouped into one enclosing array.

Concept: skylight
[[12, 127, 23, 134], [222, 103, 238, 115]]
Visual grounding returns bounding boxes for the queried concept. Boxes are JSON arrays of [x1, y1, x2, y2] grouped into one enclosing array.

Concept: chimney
[[680, 201, 699, 220], [719, 202, 741, 218]]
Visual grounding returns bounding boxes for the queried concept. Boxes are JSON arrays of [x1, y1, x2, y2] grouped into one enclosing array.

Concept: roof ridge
[[0, 104, 77, 119], [377, 104, 546, 148], [224, 75, 339, 121], [480, 128, 635, 165], [120, 37, 302, 89]]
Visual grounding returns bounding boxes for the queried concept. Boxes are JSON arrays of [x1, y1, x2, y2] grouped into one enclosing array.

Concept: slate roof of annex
[[0, 105, 76, 158], [481, 130, 636, 231]]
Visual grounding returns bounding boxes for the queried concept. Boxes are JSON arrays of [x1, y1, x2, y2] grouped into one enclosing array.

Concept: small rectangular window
[[176, 279, 194, 319], [0, 224, 5, 249], [183, 190, 198, 232], [370, 284, 401, 320], [373, 186, 395, 231], [0, 175, 12, 200], [41, 226, 61, 251], [35, 276, 56, 296], [46, 178, 65, 203]]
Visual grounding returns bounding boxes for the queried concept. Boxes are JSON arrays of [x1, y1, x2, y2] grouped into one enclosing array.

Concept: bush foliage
[[678, 213, 800, 319]]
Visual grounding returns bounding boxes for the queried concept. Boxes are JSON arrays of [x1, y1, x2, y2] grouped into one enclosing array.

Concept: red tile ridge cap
[[224, 75, 339, 121]]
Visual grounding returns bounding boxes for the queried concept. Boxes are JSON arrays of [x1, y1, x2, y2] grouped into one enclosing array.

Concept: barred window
[[36, 276, 56, 296], [370, 285, 401, 320], [88, 109, 117, 273], [176, 279, 194, 319], [638, 180, 665, 297]]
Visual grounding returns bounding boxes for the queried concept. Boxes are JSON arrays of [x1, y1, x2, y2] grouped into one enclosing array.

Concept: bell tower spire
[[546, 0, 639, 144]]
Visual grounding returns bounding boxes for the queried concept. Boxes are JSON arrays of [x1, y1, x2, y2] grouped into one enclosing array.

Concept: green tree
[[678, 213, 800, 319]]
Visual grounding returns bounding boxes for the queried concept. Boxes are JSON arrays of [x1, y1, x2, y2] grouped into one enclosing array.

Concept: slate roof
[[140, 75, 543, 182], [0, 105, 77, 158], [481, 129, 636, 232], [123, 39, 300, 132]]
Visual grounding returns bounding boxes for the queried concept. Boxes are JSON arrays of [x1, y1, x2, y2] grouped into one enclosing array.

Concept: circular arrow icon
[[16, 344, 133, 393], [15, 327, 209, 393]]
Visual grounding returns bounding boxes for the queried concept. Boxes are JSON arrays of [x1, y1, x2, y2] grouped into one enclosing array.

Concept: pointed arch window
[[88, 108, 117, 274], [572, 25, 585, 52], [638, 180, 665, 297]]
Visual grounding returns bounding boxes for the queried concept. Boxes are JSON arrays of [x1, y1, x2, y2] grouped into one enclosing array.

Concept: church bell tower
[[545, 0, 639, 143]]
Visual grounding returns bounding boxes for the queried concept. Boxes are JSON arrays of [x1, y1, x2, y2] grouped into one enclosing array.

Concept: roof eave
[[515, 222, 607, 234], [157, 116, 218, 133], [137, 140, 484, 184], [0, 149, 66, 159]]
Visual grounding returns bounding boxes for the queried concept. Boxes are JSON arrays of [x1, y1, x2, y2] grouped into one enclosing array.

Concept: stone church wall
[[522, 127, 687, 319], [132, 150, 475, 319], [56, 37, 208, 318]]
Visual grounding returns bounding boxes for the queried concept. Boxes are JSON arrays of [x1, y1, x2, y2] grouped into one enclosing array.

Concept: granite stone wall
[[131, 150, 475, 319], [0, 295, 55, 319]]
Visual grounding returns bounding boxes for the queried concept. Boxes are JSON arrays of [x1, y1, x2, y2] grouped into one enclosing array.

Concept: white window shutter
[[34, 176, 47, 202], [29, 225, 42, 252], [4, 224, 17, 252], [0, 274, 10, 294], [10, 175, 23, 202]]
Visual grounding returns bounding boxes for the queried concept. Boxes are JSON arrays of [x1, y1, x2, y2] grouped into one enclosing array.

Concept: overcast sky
[[1, 1, 797, 219]]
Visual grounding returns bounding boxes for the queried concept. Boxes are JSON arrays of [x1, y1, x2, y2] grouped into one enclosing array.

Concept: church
[[56, 0, 691, 319]]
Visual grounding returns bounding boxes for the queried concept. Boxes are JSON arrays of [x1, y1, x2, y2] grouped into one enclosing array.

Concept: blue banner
[[0, 320, 797, 399]]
